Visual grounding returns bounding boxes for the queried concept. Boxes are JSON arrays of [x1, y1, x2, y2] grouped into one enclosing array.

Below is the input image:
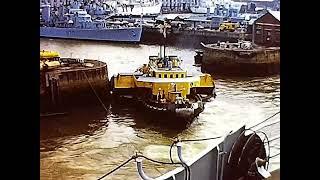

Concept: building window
[[266, 31, 271, 36], [275, 32, 280, 42], [256, 30, 261, 34], [170, 74, 173, 78], [176, 74, 179, 78], [181, 74, 184, 78], [164, 74, 168, 78], [159, 74, 162, 78]]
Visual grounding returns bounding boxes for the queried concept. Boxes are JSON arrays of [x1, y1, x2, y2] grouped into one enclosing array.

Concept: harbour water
[[40, 38, 280, 180]]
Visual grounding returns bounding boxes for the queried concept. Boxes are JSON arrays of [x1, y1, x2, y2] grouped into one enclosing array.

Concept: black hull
[[140, 100, 204, 122], [141, 29, 239, 49], [111, 93, 205, 124]]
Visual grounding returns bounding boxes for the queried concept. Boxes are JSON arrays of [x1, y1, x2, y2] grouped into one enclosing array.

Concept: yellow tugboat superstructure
[[111, 53, 216, 121]]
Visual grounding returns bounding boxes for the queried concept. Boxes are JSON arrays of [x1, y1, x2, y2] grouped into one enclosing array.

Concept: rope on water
[[269, 152, 280, 159], [265, 135, 280, 143], [249, 111, 280, 129], [83, 71, 109, 112], [270, 145, 280, 149], [256, 120, 280, 131], [97, 156, 135, 180], [180, 136, 223, 142]]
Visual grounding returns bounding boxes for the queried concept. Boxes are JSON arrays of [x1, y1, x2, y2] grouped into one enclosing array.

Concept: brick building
[[253, 10, 280, 47]]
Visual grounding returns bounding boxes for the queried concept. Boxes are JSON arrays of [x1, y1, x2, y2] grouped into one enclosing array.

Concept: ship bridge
[[147, 55, 187, 79]]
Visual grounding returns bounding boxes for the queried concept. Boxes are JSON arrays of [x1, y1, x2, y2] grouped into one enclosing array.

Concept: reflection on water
[[40, 39, 280, 180]]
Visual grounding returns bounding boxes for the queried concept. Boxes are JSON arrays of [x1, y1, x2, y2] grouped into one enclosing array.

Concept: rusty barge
[[40, 51, 109, 111], [197, 41, 280, 76]]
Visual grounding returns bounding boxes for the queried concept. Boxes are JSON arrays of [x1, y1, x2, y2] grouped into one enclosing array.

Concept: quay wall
[[40, 59, 109, 111]]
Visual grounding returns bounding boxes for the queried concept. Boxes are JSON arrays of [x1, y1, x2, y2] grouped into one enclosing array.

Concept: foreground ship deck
[[97, 112, 280, 180]]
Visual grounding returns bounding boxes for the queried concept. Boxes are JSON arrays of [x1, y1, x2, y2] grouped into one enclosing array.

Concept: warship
[[40, 0, 142, 42]]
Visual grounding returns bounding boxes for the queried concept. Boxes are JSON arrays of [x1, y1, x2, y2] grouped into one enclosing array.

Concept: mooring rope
[[137, 154, 183, 165], [269, 152, 280, 159], [249, 111, 280, 129], [265, 135, 280, 143], [138, 154, 190, 180], [97, 156, 136, 180], [83, 71, 109, 112], [256, 119, 280, 131], [169, 136, 223, 164], [97, 154, 185, 180], [181, 136, 223, 142]]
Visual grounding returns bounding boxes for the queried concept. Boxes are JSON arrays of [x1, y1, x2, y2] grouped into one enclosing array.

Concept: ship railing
[[97, 111, 279, 180]]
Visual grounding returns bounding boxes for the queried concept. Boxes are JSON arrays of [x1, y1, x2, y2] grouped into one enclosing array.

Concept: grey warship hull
[[40, 26, 143, 42]]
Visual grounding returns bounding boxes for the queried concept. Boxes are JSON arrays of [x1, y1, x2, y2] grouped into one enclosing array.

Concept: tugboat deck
[[136, 76, 200, 83]]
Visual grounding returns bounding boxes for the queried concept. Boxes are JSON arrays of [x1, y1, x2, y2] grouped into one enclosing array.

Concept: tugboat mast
[[162, 19, 168, 59]]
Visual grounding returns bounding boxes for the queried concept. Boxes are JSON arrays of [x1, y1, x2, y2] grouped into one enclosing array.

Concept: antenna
[[140, 0, 143, 27], [163, 20, 167, 59], [252, 21, 255, 44]]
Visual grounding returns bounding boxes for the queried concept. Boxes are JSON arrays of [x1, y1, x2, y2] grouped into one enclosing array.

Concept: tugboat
[[111, 46, 216, 121]]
